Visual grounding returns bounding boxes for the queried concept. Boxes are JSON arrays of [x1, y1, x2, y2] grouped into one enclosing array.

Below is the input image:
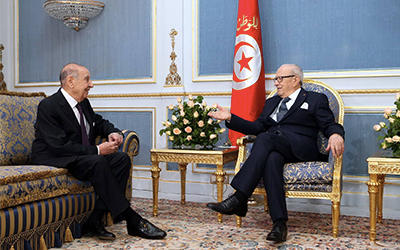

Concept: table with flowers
[[366, 150, 400, 241], [150, 147, 238, 222], [368, 92, 400, 241]]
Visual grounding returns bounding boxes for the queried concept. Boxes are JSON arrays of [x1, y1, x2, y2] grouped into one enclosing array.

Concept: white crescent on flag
[[232, 34, 262, 90]]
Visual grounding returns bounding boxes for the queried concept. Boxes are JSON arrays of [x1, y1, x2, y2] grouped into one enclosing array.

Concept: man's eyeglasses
[[273, 75, 295, 83]]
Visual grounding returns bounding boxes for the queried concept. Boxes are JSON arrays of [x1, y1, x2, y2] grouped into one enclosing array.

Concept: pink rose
[[171, 115, 177, 121], [184, 126, 192, 133], [389, 117, 395, 123], [385, 137, 393, 143], [208, 119, 213, 125], [168, 104, 174, 110], [210, 134, 217, 139], [169, 136, 174, 141], [180, 110, 185, 117], [198, 120, 204, 127], [173, 128, 181, 135], [220, 128, 226, 133], [384, 108, 392, 115], [188, 94, 193, 100], [188, 100, 195, 108], [183, 118, 189, 125], [177, 97, 182, 103], [178, 103, 184, 110], [186, 135, 192, 141], [373, 125, 381, 131], [393, 135, 400, 142], [200, 132, 206, 137], [194, 111, 199, 118]]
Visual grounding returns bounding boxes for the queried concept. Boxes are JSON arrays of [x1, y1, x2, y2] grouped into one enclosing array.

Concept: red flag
[[229, 0, 266, 146]]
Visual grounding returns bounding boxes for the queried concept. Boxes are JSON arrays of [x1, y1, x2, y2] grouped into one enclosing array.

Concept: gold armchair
[[234, 79, 344, 237]]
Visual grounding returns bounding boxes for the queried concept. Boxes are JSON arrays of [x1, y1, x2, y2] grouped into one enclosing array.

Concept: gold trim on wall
[[87, 88, 400, 99]]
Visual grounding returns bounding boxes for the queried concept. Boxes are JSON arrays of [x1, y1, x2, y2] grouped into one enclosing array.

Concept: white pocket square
[[300, 102, 309, 110], [93, 122, 95, 127]]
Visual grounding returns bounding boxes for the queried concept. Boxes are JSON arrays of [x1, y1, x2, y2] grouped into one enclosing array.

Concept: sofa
[[0, 90, 139, 250]]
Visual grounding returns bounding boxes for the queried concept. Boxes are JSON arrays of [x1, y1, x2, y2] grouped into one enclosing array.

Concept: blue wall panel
[[19, 0, 152, 83], [97, 111, 152, 166], [199, 0, 400, 75]]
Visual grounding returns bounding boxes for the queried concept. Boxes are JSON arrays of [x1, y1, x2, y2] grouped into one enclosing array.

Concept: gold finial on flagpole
[[165, 29, 182, 86]]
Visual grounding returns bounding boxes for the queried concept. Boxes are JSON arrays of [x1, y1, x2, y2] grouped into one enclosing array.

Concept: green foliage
[[374, 93, 400, 157], [159, 95, 225, 148]]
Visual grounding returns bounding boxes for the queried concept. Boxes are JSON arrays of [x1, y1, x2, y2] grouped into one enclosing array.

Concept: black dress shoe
[[206, 194, 248, 217], [266, 220, 287, 243], [81, 221, 116, 240], [127, 219, 167, 239]]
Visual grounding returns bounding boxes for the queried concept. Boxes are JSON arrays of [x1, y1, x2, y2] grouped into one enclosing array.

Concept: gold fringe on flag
[[65, 227, 74, 242], [39, 235, 47, 250]]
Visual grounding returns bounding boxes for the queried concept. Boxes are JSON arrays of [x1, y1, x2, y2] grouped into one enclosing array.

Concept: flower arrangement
[[373, 93, 400, 157], [159, 95, 226, 149]]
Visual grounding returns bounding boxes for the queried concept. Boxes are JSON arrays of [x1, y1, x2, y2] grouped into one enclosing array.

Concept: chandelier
[[43, 0, 105, 31]]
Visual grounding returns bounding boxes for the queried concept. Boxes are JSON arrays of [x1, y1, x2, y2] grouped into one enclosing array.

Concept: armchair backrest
[[267, 79, 344, 156]]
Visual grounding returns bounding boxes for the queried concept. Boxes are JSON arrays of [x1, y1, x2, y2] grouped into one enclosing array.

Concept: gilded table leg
[[377, 174, 386, 223], [151, 161, 161, 217], [179, 163, 188, 204], [367, 173, 379, 241], [215, 164, 226, 223]]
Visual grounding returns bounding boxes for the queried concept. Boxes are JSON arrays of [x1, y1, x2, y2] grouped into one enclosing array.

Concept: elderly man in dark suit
[[207, 64, 344, 243], [32, 63, 166, 240]]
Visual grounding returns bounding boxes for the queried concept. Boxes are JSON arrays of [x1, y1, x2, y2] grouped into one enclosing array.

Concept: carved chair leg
[[331, 201, 340, 238], [264, 194, 269, 213]]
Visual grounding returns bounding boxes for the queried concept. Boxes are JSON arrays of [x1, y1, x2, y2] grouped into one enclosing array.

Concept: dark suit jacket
[[226, 88, 344, 162], [32, 89, 120, 167]]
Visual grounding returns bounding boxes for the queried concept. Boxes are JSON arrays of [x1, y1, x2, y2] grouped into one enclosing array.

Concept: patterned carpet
[[61, 198, 400, 249]]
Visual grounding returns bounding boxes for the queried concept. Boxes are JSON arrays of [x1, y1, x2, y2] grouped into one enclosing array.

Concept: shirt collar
[[60, 88, 78, 109]]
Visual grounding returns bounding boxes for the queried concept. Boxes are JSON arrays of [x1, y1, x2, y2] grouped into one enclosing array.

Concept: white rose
[[210, 134, 217, 139], [208, 119, 213, 125], [183, 118, 189, 125], [200, 132, 206, 137], [396, 92, 400, 101], [169, 136, 174, 141], [379, 122, 386, 128], [171, 115, 177, 121], [188, 94, 193, 100], [186, 135, 192, 141], [389, 117, 395, 123], [166, 131, 171, 135], [168, 104, 174, 110], [220, 128, 226, 133], [177, 97, 182, 103], [194, 111, 199, 118], [393, 135, 400, 142]]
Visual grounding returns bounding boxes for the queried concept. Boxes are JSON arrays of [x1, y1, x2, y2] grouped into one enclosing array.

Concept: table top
[[367, 150, 400, 162], [150, 147, 238, 155]]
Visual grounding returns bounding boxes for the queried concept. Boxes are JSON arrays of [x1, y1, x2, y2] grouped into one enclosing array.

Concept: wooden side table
[[150, 148, 238, 222], [366, 150, 400, 241]]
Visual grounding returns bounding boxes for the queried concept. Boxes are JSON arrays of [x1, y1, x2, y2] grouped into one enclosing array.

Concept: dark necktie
[[76, 103, 90, 146], [277, 97, 290, 122]]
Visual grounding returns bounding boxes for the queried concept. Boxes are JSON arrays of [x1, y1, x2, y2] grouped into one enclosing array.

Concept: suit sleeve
[[316, 94, 345, 139], [225, 100, 269, 136], [35, 99, 99, 157]]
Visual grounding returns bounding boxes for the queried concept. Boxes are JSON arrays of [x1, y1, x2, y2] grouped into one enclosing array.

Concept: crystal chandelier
[[43, 0, 105, 31]]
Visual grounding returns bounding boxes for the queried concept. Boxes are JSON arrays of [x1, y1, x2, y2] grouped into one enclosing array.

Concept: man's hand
[[207, 104, 232, 121], [109, 132, 123, 146], [98, 141, 120, 155], [326, 133, 344, 157]]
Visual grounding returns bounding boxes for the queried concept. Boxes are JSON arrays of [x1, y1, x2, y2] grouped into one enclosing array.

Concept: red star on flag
[[237, 51, 253, 72]]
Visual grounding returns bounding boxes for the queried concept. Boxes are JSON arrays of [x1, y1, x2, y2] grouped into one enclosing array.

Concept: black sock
[[86, 208, 106, 224], [234, 189, 249, 205], [122, 207, 142, 227]]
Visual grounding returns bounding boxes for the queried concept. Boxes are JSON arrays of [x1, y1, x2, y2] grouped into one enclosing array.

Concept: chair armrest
[[235, 135, 257, 173]]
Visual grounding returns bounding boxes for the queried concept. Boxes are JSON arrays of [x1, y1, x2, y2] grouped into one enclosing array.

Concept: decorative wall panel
[[198, 0, 400, 76], [18, 0, 153, 83]]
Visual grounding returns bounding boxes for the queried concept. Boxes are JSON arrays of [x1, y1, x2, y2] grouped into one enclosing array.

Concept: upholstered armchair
[[234, 79, 344, 237]]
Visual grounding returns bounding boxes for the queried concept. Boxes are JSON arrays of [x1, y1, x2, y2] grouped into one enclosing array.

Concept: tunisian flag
[[229, 0, 266, 146]]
